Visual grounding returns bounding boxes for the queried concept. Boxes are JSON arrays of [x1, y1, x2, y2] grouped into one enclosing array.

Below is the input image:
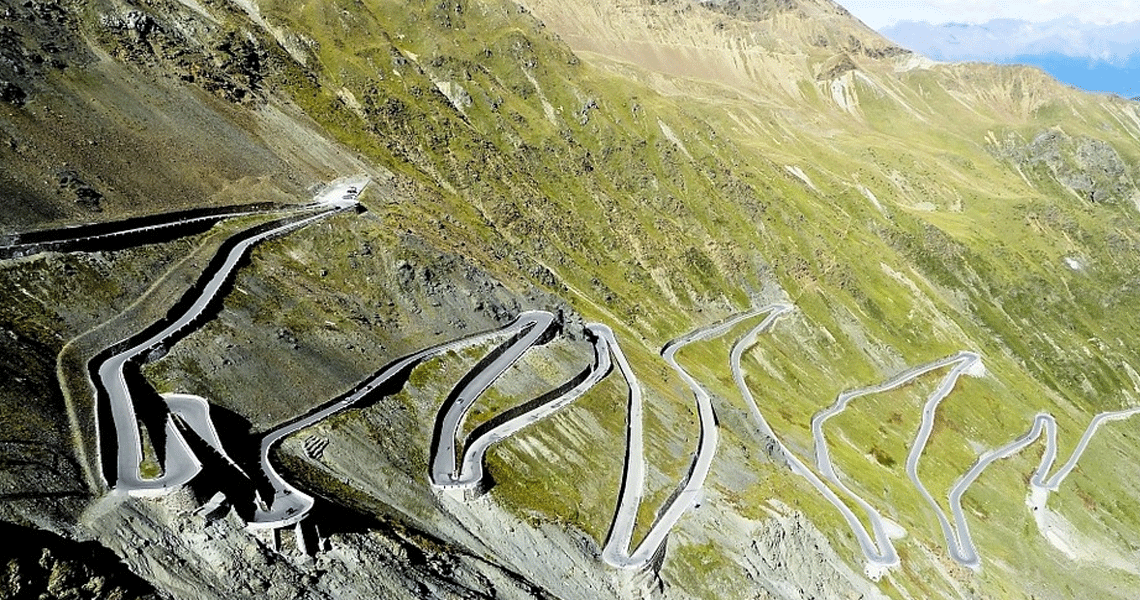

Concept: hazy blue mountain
[[1003, 52, 1140, 98], [880, 18, 1140, 97]]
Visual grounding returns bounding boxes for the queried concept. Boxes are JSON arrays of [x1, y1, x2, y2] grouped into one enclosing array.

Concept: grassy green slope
[[5, 0, 1140, 597], [222, 0, 1140, 597]]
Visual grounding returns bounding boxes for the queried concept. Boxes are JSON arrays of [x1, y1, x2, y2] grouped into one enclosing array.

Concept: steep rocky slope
[[4, 0, 1140, 599], [0, 521, 158, 600]]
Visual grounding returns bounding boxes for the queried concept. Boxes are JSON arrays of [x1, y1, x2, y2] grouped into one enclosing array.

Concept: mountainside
[[4, 0, 1140, 599]]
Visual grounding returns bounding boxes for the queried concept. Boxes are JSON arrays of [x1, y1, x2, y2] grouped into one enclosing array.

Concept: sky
[[838, 1, 1140, 29], [839, 2, 1140, 97]]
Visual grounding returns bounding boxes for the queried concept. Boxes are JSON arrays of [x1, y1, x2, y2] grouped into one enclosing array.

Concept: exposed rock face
[[815, 53, 857, 81], [436, 80, 474, 112], [56, 171, 103, 212], [0, 80, 24, 105], [0, 0, 84, 107], [744, 509, 889, 600], [80, 490, 556, 600], [0, 521, 158, 600], [699, 0, 802, 21], [96, 3, 273, 104], [992, 128, 1140, 204]]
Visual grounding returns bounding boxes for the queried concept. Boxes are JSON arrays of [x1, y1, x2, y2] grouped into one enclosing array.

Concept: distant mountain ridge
[[881, 18, 1140, 62], [880, 18, 1140, 96]]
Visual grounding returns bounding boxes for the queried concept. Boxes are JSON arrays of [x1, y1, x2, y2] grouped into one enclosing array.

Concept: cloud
[[839, 1, 1140, 29], [879, 18, 1140, 63], [836, 2, 1140, 96]]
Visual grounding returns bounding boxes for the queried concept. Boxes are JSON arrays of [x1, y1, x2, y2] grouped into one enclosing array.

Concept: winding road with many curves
[[18, 176, 1140, 576], [429, 311, 559, 488], [445, 325, 612, 490], [256, 310, 557, 527], [729, 306, 905, 578], [600, 306, 788, 569], [96, 206, 351, 496], [946, 405, 1140, 568], [808, 351, 984, 573]]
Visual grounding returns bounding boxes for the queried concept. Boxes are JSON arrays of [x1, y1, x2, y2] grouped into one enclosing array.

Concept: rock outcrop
[[991, 128, 1140, 205]]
